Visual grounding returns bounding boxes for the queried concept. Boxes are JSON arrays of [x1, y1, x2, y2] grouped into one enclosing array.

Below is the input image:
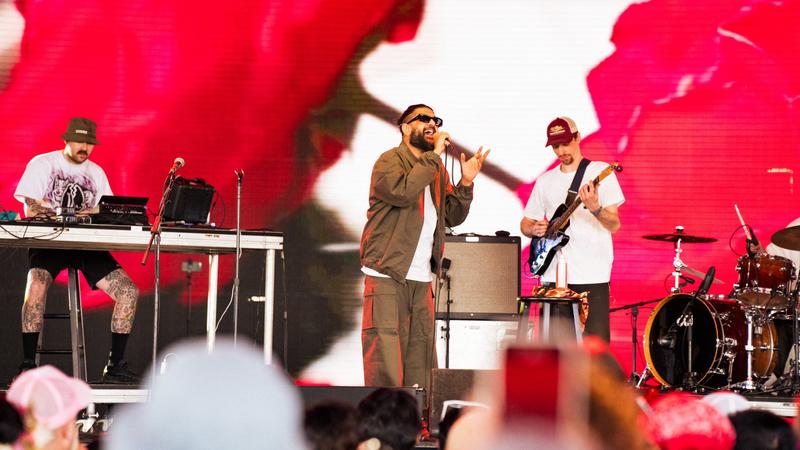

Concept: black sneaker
[[101, 360, 140, 384], [17, 359, 37, 374]]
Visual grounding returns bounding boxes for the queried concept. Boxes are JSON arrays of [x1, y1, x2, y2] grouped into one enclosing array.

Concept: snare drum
[[644, 294, 777, 388], [735, 254, 796, 309]]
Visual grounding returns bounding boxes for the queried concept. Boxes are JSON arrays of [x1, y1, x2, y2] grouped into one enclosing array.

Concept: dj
[[13, 117, 140, 383]]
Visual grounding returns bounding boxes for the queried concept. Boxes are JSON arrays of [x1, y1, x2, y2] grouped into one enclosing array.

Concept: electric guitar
[[527, 163, 623, 276]]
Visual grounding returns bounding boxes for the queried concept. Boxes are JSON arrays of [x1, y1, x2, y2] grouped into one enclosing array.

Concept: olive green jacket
[[360, 143, 473, 283]]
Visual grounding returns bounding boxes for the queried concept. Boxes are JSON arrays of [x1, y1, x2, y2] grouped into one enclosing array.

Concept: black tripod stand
[[610, 297, 663, 384]]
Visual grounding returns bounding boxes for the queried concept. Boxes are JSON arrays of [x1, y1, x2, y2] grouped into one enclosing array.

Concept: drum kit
[[633, 225, 800, 393]]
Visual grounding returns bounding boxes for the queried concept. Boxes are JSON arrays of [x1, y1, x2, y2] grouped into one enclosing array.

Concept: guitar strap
[[564, 158, 591, 206]]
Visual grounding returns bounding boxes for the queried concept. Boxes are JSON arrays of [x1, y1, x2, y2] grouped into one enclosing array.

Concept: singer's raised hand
[[460, 146, 491, 186]]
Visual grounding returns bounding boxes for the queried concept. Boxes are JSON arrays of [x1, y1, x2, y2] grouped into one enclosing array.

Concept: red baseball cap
[[545, 116, 578, 147], [644, 392, 736, 450]]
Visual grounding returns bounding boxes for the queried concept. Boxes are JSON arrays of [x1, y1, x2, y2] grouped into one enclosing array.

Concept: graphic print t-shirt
[[14, 150, 113, 214]]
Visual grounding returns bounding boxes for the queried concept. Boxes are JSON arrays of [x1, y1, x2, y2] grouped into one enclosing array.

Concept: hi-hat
[[643, 233, 717, 243], [772, 225, 800, 251]]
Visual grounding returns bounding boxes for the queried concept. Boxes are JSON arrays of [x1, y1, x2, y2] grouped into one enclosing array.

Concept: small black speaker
[[163, 177, 215, 224], [435, 235, 520, 320]]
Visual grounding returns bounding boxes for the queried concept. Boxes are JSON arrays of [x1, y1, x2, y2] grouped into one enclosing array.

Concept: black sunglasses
[[405, 114, 443, 127]]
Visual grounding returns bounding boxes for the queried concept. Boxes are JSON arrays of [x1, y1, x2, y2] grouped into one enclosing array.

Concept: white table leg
[[206, 254, 219, 353], [264, 249, 276, 364]]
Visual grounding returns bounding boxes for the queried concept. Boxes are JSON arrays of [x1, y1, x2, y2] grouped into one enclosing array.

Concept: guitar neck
[[553, 164, 619, 231]]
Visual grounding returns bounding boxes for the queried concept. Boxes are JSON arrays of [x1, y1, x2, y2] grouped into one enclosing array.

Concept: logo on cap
[[545, 117, 578, 147], [61, 117, 99, 145]]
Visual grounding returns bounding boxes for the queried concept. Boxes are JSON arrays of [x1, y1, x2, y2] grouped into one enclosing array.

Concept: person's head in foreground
[[106, 338, 308, 450], [6, 365, 92, 450]]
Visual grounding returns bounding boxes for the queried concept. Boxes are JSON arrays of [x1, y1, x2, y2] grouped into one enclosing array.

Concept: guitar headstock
[[611, 162, 623, 173]]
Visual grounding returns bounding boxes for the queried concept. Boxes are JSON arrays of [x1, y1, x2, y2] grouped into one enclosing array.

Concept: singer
[[359, 104, 489, 392], [13, 117, 140, 383], [520, 116, 625, 342]]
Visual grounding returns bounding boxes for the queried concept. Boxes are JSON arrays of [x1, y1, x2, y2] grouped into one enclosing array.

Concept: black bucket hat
[[61, 117, 99, 144]]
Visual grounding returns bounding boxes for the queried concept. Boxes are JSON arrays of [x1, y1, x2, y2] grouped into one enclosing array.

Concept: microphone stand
[[679, 267, 715, 391], [232, 170, 244, 347], [792, 287, 800, 394], [142, 167, 180, 378], [609, 297, 664, 384], [443, 270, 452, 368], [682, 298, 697, 390]]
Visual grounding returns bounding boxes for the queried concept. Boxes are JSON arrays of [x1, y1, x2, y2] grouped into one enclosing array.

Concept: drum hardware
[[676, 292, 699, 389], [636, 365, 651, 388], [643, 226, 723, 293], [642, 226, 719, 244], [643, 292, 778, 391], [675, 268, 716, 391], [742, 310, 758, 390]]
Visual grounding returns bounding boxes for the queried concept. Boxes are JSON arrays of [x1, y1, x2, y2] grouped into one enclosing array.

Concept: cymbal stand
[[740, 309, 758, 391], [671, 226, 687, 293]]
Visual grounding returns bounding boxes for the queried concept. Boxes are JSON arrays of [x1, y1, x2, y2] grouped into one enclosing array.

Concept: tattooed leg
[[22, 268, 53, 333], [97, 268, 139, 334]]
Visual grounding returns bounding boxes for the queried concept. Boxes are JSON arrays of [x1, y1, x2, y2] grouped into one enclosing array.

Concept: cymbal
[[772, 225, 800, 251], [642, 233, 717, 243]]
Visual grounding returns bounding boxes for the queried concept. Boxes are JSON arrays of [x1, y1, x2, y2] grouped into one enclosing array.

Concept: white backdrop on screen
[[305, 0, 637, 384]]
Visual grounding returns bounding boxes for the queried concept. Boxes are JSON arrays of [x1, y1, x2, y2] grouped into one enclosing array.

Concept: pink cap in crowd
[[6, 365, 92, 430]]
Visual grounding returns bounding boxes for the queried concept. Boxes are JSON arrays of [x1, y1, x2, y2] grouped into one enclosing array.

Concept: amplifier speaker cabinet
[[435, 235, 520, 320], [435, 319, 517, 369], [429, 368, 497, 436]]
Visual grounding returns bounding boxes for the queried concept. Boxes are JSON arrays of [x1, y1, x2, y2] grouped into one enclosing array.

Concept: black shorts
[[28, 249, 121, 290]]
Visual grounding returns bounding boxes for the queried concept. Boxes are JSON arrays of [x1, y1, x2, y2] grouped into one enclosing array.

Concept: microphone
[[679, 275, 695, 287], [235, 169, 244, 181], [441, 257, 452, 275], [168, 157, 185, 175], [696, 266, 715, 297], [746, 225, 761, 256]]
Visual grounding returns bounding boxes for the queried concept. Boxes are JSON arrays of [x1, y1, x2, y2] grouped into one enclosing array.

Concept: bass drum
[[643, 294, 778, 388]]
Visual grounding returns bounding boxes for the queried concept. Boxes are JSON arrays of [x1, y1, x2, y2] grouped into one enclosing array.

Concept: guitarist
[[519, 117, 625, 342]]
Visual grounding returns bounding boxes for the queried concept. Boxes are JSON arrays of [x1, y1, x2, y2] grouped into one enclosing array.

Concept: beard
[[409, 129, 435, 152]]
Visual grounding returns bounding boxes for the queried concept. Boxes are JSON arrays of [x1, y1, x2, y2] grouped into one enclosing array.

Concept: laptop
[[94, 196, 150, 225]]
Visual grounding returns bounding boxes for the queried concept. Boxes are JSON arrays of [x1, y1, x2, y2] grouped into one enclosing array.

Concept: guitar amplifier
[[434, 235, 520, 320]]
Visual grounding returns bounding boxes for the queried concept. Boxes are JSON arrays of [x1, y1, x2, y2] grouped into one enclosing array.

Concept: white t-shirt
[[362, 186, 437, 282], [14, 150, 113, 214], [767, 216, 800, 272], [524, 160, 625, 284]]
